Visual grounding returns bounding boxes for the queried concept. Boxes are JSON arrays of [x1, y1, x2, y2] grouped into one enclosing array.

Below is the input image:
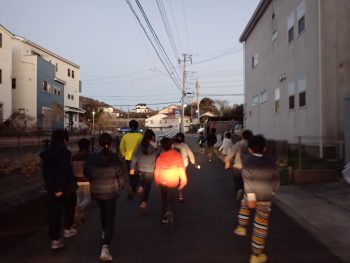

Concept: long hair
[[98, 133, 112, 155], [141, 129, 155, 154]]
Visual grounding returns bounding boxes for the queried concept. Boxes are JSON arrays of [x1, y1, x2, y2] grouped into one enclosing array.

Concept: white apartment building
[[0, 26, 13, 123], [240, 0, 350, 158], [0, 24, 84, 130]]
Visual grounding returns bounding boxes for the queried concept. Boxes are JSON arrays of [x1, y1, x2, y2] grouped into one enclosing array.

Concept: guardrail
[[155, 127, 179, 142]]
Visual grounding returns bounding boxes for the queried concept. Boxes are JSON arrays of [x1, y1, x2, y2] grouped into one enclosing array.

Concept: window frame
[[42, 81, 48, 92], [0, 33, 2, 48], [12, 78, 16, 89]]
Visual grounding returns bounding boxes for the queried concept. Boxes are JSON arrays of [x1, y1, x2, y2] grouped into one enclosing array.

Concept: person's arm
[[185, 144, 196, 165], [177, 155, 188, 189], [119, 135, 126, 158], [130, 146, 140, 174]]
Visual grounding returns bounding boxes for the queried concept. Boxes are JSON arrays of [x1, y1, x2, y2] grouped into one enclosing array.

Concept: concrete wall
[[11, 41, 37, 123], [0, 27, 13, 121], [243, 0, 350, 149]]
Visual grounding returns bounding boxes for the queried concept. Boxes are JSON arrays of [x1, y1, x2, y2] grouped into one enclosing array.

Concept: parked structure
[[0, 24, 84, 130], [240, 0, 350, 158]]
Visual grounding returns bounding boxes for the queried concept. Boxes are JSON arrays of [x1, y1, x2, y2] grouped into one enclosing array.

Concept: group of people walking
[[39, 120, 279, 263]]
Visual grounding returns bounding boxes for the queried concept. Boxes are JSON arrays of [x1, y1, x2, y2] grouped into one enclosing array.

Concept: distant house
[[131, 103, 151, 113], [240, 0, 350, 158], [145, 104, 190, 132]]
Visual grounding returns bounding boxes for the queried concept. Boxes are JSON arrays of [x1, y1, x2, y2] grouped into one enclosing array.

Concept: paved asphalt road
[[1, 135, 344, 263]]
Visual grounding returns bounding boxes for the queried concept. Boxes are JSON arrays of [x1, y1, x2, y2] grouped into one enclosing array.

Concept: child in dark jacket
[[206, 128, 217, 162], [154, 137, 187, 224], [84, 133, 126, 262], [40, 129, 77, 250], [233, 135, 280, 263]]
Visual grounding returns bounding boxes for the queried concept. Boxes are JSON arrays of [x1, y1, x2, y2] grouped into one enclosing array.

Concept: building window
[[252, 53, 259, 69], [12, 78, 16, 89], [275, 87, 280, 113], [252, 95, 260, 107], [42, 81, 48, 91], [298, 76, 306, 107], [71, 94, 74, 100], [56, 63, 58, 72], [297, 1, 305, 34], [150, 120, 154, 124], [287, 12, 295, 43], [68, 94, 71, 99], [57, 88, 61, 96], [72, 70, 75, 78], [68, 69, 70, 77], [272, 30, 278, 42], [0, 69, 2, 84], [0, 33, 2, 48], [19, 108, 25, 114], [288, 81, 295, 110], [260, 91, 268, 104]]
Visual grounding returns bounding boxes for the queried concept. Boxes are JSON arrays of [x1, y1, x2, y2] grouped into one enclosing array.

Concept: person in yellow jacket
[[119, 120, 143, 200]]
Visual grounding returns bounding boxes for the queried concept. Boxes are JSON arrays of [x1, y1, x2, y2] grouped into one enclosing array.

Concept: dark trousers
[[233, 168, 244, 194], [47, 192, 77, 240], [140, 172, 153, 202], [160, 186, 177, 214], [97, 198, 116, 245], [126, 160, 140, 192]]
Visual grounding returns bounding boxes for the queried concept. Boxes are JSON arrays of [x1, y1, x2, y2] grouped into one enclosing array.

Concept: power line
[[125, 0, 182, 91], [193, 47, 242, 65], [181, 0, 191, 52], [168, 0, 183, 53], [156, 0, 179, 60], [82, 69, 151, 82]]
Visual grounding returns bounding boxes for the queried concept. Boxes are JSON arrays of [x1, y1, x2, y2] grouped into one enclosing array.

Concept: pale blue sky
[[1, 0, 260, 110]]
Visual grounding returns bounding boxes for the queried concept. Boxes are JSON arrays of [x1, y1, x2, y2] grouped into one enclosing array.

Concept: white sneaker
[[63, 228, 77, 238], [51, 239, 64, 250], [100, 245, 113, 261]]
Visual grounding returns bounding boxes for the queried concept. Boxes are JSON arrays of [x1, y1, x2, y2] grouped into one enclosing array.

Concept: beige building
[[240, 0, 350, 158]]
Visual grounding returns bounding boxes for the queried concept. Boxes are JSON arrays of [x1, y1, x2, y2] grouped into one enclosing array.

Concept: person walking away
[[119, 119, 143, 200], [219, 131, 234, 156], [130, 129, 158, 212], [206, 128, 217, 162], [154, 137, 187, 224], [224, 130, 253, 201], [198, 131, 205, 154], [72, 138, 91, 224], [40, 129, 78, 250], [173, 132, 199, 203], [84, 133, 126, 262], [233, 135, 280, 263]]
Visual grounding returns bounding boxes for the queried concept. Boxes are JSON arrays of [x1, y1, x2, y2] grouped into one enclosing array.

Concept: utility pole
[[179, 53, 192, 133], [196, 79, 200, 123]]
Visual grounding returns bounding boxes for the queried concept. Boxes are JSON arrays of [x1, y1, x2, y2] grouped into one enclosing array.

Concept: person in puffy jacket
[[154, 137, 187, 224], [39, 129, 77, 250], [130, 129, 159, 212], [84, 133, 126, 262], [233, 135, 279, 263], [173, 132, 197, 203]]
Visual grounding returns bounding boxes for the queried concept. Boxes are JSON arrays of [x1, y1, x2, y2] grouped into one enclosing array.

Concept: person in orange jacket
[[154, 137, 187, 224]]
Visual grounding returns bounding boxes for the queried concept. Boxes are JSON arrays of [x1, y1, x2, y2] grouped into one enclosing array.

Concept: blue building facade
[[36, 57, 64, 130]]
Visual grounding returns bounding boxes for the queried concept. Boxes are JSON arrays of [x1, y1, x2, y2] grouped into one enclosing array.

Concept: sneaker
[[250, 253, 268, 263], [137, 186, 144, 194], [139, 201, 147, 210], [234, 226, 247, 237], [162, 211, 174, 224], [101, 231, 105, 239], [100, 245, 113, 261], [178, 195, 184, 203], [51, 239, 64, 250], [63, 228, 77, 238]]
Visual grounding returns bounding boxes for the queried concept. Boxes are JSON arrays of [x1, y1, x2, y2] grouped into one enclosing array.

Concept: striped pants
[[237, 200, 272, 255]]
